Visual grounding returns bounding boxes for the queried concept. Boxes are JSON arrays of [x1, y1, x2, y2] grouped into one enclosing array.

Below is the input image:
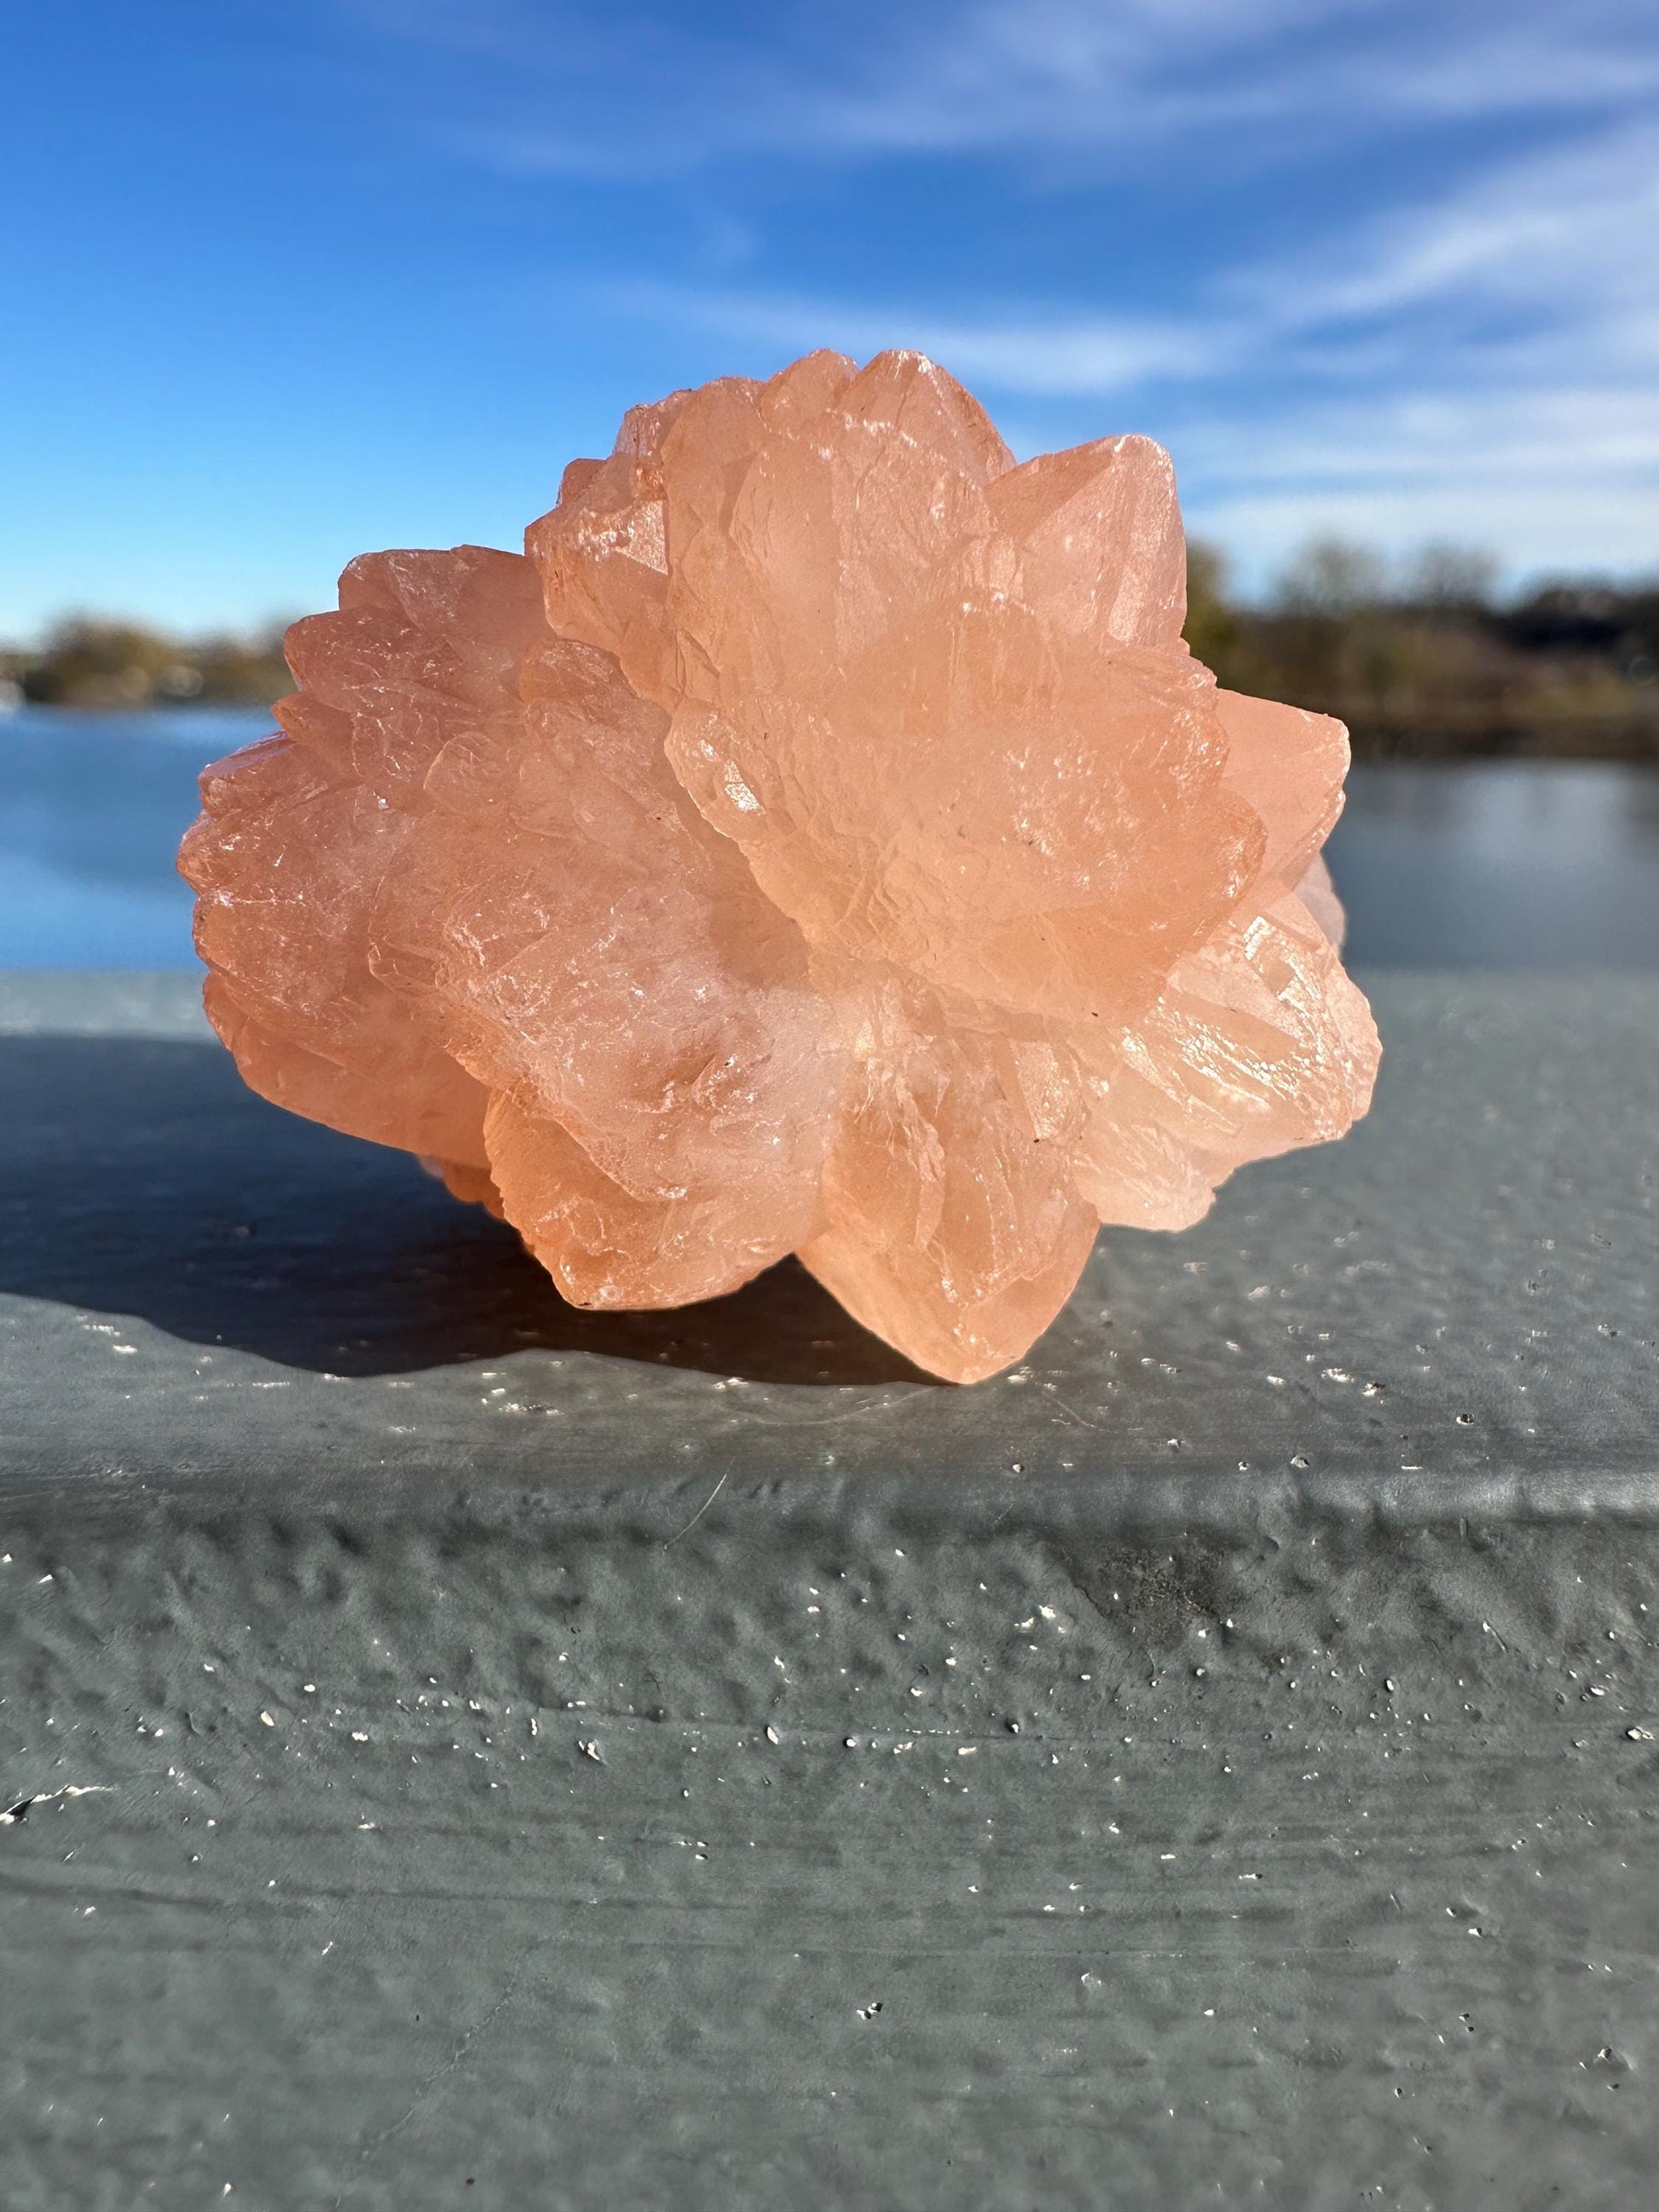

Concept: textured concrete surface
[[3, 973, 1657, 2209], [1, 972, 1656, 1520]]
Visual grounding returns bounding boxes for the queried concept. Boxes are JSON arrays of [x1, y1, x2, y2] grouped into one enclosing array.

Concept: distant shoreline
[[7, 560, 1659, 762]]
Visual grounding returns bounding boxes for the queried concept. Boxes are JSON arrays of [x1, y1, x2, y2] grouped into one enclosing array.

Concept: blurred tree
[[24, 618, 178, 707], [1273, 537, 1389, 616], [1179, 536, 1658, 762], [1182, 540, 1240, 667], [14, 618, 294, 707], [6, 555, 1656, 758], [190, 625, 293, 704], [1400, 542, 1500, 615]]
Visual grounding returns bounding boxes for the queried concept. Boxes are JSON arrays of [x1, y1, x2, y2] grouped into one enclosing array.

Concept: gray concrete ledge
[[0, 971, 1654, 1528], [5, 971, 1659, 2207]]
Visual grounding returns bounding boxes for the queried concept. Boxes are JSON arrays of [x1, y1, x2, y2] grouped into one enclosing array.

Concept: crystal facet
[[180, 350, 1379, 1382]]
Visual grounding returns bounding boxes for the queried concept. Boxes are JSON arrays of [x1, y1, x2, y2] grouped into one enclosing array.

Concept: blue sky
[[4, 0, 1657, 635]]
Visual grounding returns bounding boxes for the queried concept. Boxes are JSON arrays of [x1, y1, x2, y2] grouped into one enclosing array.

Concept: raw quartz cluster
[[181, 349, 1379, 1383]]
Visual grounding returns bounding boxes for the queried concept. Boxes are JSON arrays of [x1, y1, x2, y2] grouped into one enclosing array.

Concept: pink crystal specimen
[[179, 350, 1379, 1383]]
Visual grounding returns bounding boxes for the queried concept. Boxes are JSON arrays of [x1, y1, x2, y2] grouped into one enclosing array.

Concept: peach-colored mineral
[[180, 349, 1379, 1383]]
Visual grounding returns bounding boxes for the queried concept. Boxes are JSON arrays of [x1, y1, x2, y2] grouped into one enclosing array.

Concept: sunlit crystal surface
[[180, 350, 1379, 1382]]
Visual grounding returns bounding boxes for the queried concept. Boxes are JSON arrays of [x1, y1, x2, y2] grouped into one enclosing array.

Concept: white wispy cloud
[[357, 0, 1659, 573], [824, 0, 1659, 159], [606, 116, 1659, 392], [598, 281, 1224, 396], [359, 0, 1659, 173], [1239, 118, 1659, 334], [1180, 380, 1659, 583], [597, 112, 1659, 580]]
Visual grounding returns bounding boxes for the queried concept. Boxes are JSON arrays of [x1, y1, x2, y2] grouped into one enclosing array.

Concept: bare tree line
[[6, 539, 1659, 759]]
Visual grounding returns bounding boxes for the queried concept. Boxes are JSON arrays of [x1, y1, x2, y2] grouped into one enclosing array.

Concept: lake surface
[[1327, 759, 1659, 971], [2, 706, 1656, 970]]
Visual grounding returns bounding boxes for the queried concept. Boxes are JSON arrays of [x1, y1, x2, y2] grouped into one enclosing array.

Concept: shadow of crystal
[[0, 1035, 938, 1387]]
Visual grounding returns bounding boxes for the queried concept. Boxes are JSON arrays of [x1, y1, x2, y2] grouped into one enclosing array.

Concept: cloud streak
[[359, 0, 1659, 575], [607, 115, 1659, 393], [361, 0, 1659, 175], [593, 109, 1659, 580], [598, 282, 1224, 397]]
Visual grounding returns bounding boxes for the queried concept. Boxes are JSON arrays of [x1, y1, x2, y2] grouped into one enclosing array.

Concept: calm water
[[2, 706, 1656, 969], [1327, 761, 1659, 971]]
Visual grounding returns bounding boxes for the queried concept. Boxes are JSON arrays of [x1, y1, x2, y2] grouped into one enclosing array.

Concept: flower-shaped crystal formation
[[181, 349, 1379, 1382]]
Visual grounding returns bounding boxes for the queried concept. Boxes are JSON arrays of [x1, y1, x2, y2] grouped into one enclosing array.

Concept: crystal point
[[180, 351, 1379, 1383]]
